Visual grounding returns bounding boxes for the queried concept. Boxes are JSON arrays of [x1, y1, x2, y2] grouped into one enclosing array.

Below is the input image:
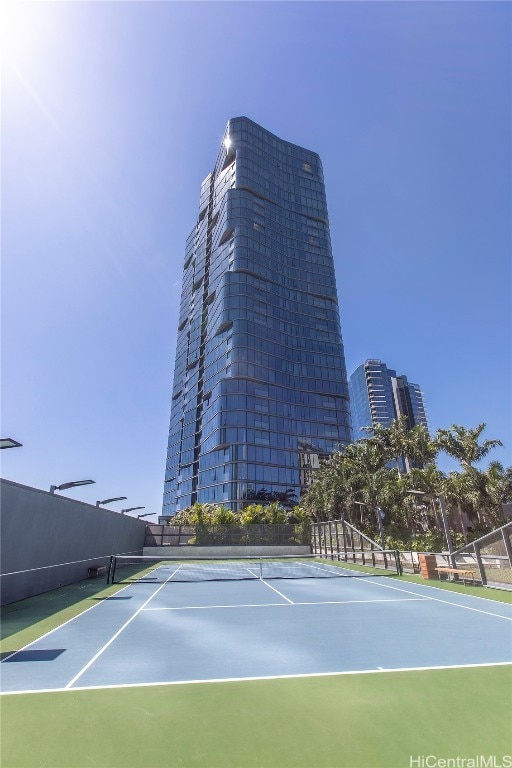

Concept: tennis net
[[108, 554, 399, 584]]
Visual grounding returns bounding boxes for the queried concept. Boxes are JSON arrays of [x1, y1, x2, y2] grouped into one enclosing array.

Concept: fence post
[[341, 518, 348, 562], [328, 523, 334, 560], [501, 528, 512, 571], [473, 543, 486, 585]]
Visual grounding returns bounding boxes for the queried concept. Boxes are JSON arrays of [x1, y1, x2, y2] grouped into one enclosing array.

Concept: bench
[[435, 567, 477, 585], [87, 565, 107, 579]]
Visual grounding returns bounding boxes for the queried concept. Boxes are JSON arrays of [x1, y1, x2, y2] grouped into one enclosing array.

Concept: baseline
[[2, 660, 511, 696]]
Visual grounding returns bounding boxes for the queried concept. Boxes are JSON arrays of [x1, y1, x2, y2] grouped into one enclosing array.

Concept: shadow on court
[[0, 578, 112, 641], [1, 649, 66, 662]]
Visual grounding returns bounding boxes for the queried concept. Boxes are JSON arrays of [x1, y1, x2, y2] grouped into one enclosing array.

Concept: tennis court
[[2, 555, 511, 696]]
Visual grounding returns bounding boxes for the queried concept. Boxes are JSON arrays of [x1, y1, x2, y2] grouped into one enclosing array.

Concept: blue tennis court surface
[[2, 566, 511, 695]]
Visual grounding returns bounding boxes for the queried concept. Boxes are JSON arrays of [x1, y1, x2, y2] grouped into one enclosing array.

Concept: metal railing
[[449, 521, 512, 589], [311, 520, 401, 574]]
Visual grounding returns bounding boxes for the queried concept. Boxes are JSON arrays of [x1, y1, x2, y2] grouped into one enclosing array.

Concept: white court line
[[302, 561, 360, 576], [302, 561, 392, 578], [243, 565, 294, 604], [64, 565, 183, 689], [142, 597, 427, 611], [391, 575, 512, 606], [313, 557, 512, 606], [258, 578, 294, 604], [2, 660, 510, 696], [0, 573, 139, 664], [308, 558, 512, 616], [362, 578, 512, 621]]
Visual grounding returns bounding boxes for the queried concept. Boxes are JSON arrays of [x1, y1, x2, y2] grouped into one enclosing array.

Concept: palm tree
[[407, 423, 439, 468], [301, 454, 347, 521], [443, 471, 478, 543], [341, 439, 389, 534], [361, 417, 410, 469], [271, 488, 297, 508], [435, 424, 502, 469], [465, 462, 512, 528], [404, 464, 447, 530], [264, 502, 289, 525], [363, 417, 437, 472]]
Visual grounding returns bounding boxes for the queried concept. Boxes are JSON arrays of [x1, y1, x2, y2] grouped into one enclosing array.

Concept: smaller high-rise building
[[349, 359, 428, 470]]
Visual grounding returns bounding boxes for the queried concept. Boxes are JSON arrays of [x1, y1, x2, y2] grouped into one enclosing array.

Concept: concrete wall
[[1, 478, 147, 605]]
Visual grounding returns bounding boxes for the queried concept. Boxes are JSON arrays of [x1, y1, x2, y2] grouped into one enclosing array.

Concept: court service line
[[142, 597, 427, 611], [2, 660, 511, 696], [64, 565, 183, 689], [258, 578, 294, 604], [362, 578, 512, 621]]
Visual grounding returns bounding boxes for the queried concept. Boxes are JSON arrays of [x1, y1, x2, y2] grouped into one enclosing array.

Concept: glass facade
[[349, 359, 429, 470], [162, 117, 351, 515]]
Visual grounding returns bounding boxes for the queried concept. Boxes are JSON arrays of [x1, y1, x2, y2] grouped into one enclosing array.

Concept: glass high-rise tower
[[162, 117, 351, 516]]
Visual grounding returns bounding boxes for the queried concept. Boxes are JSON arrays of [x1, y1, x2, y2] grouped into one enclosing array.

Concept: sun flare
[[1, 0, 46, 68]]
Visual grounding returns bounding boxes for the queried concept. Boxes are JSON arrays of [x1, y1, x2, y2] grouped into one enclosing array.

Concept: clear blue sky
[[2, 1, 510, 519]]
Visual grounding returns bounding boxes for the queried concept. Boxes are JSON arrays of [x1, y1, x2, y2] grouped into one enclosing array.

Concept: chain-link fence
[[144, 524, 310, 547]]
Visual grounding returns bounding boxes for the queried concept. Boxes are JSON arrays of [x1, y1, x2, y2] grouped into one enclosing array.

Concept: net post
[[107, 555, 114, 584], [395, 550, 402, 576], [259, 559, 263, 580], [111, 556, 117, 584], [334, 521, 341, 561], [328, 523, 334, 560]]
